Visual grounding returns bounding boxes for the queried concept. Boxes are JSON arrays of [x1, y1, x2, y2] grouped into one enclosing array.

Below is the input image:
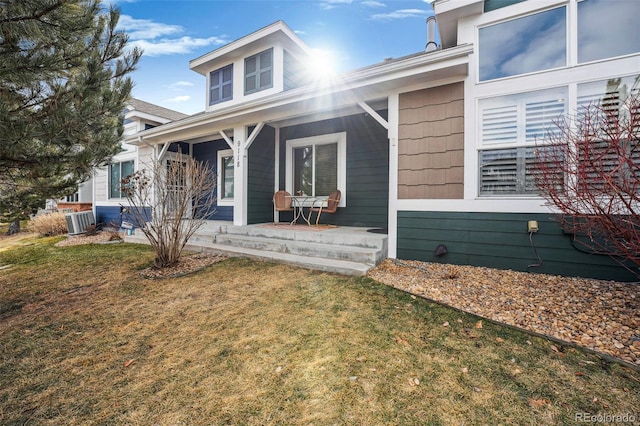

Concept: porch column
[[387, 93, 399, 258], [233, 125, 248, 226]]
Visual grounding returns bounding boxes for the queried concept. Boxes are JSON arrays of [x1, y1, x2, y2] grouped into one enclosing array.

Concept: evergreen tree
[[0, 0, 141, 233]]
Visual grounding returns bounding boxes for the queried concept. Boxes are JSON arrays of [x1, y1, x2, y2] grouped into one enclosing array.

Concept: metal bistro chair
[[273, 190, 295, 224], [309, 190, 341, 226]]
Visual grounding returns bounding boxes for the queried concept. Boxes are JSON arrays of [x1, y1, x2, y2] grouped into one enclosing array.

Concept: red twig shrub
[[535, 93, 640, 276]]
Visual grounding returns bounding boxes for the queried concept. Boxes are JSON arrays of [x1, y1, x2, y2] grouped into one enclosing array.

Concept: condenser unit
[[65, 211, 95, 235]]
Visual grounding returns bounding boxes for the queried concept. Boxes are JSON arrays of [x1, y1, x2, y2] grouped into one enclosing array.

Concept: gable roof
[[189, 20, 312, 75], [126, 98, 190, 121]]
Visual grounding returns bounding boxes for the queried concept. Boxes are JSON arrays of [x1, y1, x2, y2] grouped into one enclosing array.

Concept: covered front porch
[[125, 220, 388, 276]]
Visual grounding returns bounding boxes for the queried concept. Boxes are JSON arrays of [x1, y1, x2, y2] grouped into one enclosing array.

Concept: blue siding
[[279, 112, 389, 228], [397, 211, 638, 282], [192, 139, 234, 221], [248, 125, 276, 224], [95, 205, 150, 229]]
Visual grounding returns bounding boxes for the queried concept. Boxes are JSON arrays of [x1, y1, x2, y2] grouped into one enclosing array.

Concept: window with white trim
[[479, 88, 567, 195], [217, 149, 234, 206], [210, 64, 233, 105], [109, 160, 134, 199], [578, 0, 640, 64], [286, 132, 346, 206], [479, 6, 566, 82], [245, 48, 273, 95], [576, 75, 640, 190]]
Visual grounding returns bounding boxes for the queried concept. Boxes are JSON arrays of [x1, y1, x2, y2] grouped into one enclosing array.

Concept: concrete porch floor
[[125, 221, 388, 276]]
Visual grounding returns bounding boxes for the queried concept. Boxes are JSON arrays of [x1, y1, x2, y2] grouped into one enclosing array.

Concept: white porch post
[[233, 125, 248, 226], [387, 93, 399, 258]]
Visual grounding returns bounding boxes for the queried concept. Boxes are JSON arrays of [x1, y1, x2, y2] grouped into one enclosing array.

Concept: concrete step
[[185, 241, 372, 276], [214, 233, 382, 265], [224, 225, 386, 249]]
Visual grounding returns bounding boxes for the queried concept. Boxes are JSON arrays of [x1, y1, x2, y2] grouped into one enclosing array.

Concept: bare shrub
[[535, 91, 640, 276], [121, 153, 216, 269], [28, 212, 68, 236]]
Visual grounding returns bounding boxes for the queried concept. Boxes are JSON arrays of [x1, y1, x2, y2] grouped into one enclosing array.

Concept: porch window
[[109, 160, 134, 199], [210, 64, 233, 105], [478, 87, 567, 195], [217, 149, 234, 206], [245, 48, 273, 95], [286, 132, 346, 205]]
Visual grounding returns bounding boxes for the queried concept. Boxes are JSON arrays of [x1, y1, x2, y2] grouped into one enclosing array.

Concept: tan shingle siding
[[398, 82, 464, 200]]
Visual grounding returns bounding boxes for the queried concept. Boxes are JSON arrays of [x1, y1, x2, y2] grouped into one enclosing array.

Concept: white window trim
[[285, 132, 347, 207], [217, 149, 234, 206], [108, 158, 135, 200]]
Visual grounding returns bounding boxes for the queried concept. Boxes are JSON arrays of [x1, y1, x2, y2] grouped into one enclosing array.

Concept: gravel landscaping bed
[[367, 259, 640, 367]]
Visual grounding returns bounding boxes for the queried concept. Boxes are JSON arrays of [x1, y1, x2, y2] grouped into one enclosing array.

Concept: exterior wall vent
[[65, 211, 96, 235], [425, 16, 440, 53]]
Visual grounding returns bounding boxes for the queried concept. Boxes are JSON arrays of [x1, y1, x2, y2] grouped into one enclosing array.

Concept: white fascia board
[[190, 21, 312, 75], [130, 44, 472, 145], [125, 110, 174, 124], [433, 0, 482, 15], [397, 198, 558, 214]]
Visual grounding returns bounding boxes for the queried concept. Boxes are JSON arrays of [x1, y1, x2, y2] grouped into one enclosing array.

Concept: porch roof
[[127, 43, 473, 146]]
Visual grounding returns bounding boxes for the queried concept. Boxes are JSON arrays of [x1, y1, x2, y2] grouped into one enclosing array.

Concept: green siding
[[247, 125, 276, 224], [279, 112, 389, 228], [397, 211, 637, 282], [484, 0, 526, 12]]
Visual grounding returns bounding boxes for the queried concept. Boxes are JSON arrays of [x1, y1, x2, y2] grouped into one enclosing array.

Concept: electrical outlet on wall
[[528, 220, 539, 233]]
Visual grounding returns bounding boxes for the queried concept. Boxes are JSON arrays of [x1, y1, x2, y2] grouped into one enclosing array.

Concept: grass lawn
[[0, 235, 638, 425]]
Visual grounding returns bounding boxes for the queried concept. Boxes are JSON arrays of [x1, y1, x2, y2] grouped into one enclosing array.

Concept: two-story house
[[93, 98, 188, 227], [127, 1, 639, 281]]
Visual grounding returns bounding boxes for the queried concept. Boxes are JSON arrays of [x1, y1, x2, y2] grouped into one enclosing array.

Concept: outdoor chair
[[273, 190, 294, 223], [309, 190, 341, 226]]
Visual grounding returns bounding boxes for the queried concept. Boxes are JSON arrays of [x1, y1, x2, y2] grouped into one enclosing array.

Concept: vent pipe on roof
[[425, 15, 440, 53]]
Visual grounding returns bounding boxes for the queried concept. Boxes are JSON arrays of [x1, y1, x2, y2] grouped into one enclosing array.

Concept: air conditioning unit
[[65, 211, 96, 235]]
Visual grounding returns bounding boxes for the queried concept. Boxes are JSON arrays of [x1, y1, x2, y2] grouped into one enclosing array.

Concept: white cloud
[[362, 1, 385, 7], [165, 96, 191, 103], [294, 30, 307, 35], [319, 0, 353, 10], [167, 81, 194, 91], [118, 15, 228, 57], [130, 36, 227, 56], [370, 8, 430, 21], [118, 15, 183, 40]]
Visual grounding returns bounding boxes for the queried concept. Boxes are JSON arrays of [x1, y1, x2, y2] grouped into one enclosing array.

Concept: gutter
[[128, 43, 473, 145]]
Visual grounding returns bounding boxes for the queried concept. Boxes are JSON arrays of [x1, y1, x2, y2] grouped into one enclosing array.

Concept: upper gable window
[[578, 0, 640, 64], [245, 48, 273, 95], [210, 64, 233, 105], [479, 7, 566, 81]]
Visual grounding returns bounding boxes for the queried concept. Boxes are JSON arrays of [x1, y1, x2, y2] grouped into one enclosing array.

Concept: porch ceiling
[[129, 44, 472, 145]]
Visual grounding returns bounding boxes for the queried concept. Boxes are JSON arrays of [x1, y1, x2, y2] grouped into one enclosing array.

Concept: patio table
[[286, 195, 317, 226]]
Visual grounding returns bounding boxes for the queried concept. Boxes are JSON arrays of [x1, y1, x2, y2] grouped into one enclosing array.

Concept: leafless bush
[[121, 153, 216, 269], [535, 92, 640, 275]]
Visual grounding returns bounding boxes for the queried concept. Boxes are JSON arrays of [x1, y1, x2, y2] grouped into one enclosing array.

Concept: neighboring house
[[126, 1, 640, 281], [93, 98, 188, 227]]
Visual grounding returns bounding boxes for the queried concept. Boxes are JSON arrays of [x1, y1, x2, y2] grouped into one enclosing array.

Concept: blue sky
[[110, 0, 436, 115]]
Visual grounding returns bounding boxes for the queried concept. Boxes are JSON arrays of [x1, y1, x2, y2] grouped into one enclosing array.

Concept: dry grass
[[26, 212, 68, 236], [0, 234, 639, 425]]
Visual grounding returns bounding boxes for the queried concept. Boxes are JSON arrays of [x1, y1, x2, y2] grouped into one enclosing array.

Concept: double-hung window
[[109, 160, 134, 199], [479, 88, 567, 195], [245, 48, 273, 95], [286, 132, 346, 205], [217, 149, 234, 206], [210, 64, 233, 105]]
